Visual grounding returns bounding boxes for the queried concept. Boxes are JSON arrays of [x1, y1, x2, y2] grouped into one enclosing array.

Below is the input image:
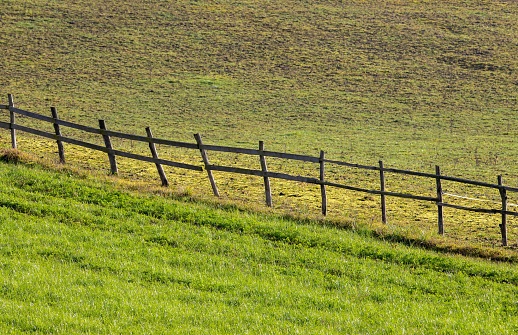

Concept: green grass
[[0, 1, 517, 251], [1, 159, 518, 334]]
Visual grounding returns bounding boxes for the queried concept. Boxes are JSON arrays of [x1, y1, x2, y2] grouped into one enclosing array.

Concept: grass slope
[[1, 0, 518, 251], [1, 160, 518, 334]]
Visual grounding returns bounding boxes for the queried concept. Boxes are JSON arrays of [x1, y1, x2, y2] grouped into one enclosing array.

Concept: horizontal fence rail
[[1, 94, 516, 246], [0, 121, 203, 171]]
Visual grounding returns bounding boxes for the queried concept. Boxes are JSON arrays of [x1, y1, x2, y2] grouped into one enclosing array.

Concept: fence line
[[1, 94, 516, 246]]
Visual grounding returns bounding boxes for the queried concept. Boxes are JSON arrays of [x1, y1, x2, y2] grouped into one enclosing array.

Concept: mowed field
[[1, 0, 518, 253]]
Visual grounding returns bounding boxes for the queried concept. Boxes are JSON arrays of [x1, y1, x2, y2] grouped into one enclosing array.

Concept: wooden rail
[[1, 94, 516, 246]]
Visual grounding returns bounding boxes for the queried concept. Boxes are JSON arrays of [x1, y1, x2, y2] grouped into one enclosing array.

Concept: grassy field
[[0, 0, 518, 252], [1, 158, 518, 334]]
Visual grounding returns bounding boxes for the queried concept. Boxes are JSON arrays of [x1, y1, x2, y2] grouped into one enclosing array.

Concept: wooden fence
[[1, 94, 516, 246]]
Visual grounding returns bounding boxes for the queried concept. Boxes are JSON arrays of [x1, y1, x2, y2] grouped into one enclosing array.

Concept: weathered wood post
[[8, 94, 16, 149], [194, 133, 219, 197], [320, 150, 327, 216], [435, 165, 444, 235], [379, 160, 387, 224], [498, 175, 508, 246], [259, 141, 272, 207], [146, 127, 169, 187], [50, 107, 65, 163], [99, 119, 118, 175]]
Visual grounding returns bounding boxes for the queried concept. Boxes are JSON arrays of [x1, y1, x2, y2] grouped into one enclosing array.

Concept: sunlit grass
[[1, 160, 518, 334], [1, 0, 517, 253]]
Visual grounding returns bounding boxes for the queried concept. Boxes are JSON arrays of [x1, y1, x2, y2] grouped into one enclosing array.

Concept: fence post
[[8, 94, 16, 149], [379, 160, 387, 224], [498, 175, 508, 246], [259, 141, 272, 207], [146, 127, 169, 187], [99, 119, 118, 175], [435, 165, 444, 235], [194, 133, 219, 197], [50, 107, 65, 164], [320, 150, 327, 216]]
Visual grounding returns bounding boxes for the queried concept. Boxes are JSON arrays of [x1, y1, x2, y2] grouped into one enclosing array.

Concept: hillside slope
[[1, 0, 518, 251], [1, 159, 518, 334]]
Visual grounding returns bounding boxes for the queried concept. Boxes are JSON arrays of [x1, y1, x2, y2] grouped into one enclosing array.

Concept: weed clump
[[0, 149, 24, 164]]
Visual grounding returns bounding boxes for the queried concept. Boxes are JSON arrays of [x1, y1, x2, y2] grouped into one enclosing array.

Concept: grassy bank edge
[[2, 148, 518, 272]]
